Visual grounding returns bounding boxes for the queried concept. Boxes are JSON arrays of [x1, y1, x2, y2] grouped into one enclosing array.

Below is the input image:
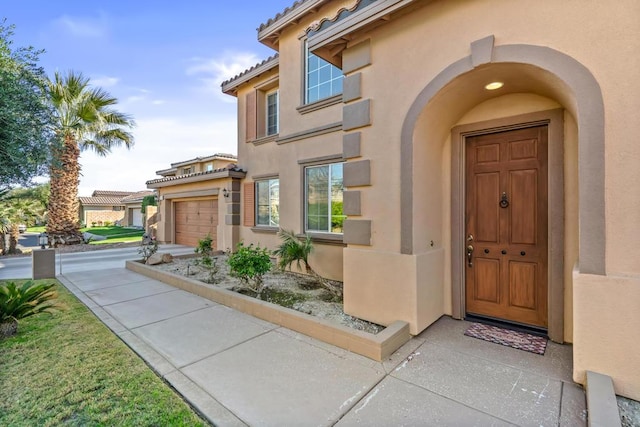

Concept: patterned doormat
[[464, 322, 548, 355]]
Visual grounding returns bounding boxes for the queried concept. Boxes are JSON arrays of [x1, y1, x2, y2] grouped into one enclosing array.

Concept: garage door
[[174, 200, 217, 247], [132, 208, 143, 227]]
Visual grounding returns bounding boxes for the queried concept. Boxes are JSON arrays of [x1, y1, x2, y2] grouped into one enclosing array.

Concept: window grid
[[305, 46, 343, 104]]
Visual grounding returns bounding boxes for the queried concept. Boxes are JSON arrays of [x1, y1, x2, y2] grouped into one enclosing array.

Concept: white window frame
[[256, 178, 279, 227], [304, 41, 343, 104], [266, 89, 279, 136], [304, 162, 345, 234]]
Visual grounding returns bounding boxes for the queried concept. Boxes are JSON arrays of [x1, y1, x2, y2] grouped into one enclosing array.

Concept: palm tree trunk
[[0, 232, 6, 255], [8, 224, 19, 254], [47, 135, 82, 244], [305, 264, 343, 298]]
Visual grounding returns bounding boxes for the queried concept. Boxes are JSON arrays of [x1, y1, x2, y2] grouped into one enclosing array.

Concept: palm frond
[[273, 229, 313, 271], [0, 281, 64, 322]]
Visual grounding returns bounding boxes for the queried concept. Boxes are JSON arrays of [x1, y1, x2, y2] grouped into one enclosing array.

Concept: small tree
[[273, 229, 342, 297], [227, 242, 272, 296], [140, 195, 157, 214], [194, 235, 218, 283], [137, 233, 158, 262]]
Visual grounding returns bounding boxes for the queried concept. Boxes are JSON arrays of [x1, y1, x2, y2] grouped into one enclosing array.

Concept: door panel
[[475, 173, 500, 243], [465, 126, 548, 328], [474, 258, 500, 303], [509, 170, 537, 245], [508, 261, 537, 309]]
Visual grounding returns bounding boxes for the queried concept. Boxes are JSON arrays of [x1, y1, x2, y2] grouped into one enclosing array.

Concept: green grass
[[26, 226, 46, 233], [82, 226, 145, 238], [0, 280, 208, 426], [89, 235, 143, 245], [82, 226, 145, 245]]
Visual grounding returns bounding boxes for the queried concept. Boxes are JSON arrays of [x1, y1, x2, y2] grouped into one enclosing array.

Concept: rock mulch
[[152, 254, 384, 334], [618, 395, 640, 427]]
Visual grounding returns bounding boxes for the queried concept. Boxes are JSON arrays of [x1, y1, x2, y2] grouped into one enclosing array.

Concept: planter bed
[[126, 259, 410, 361]]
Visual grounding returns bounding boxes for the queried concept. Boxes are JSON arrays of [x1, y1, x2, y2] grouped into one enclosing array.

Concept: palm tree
[[0, 198, 40, 254], [273, 229, 343, 297], [46, 71, 135, 244]]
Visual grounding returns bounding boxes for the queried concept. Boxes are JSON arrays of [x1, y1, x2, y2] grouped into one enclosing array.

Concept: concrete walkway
[[58, 268, 587, 426]]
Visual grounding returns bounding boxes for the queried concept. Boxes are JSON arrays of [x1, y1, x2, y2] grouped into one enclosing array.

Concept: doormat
[[464, 322, 547, 355]]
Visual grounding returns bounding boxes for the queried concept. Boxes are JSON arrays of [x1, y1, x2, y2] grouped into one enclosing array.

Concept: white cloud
[[55, 13, 109, 38], [186, 51, 262, 102], [76, 115, 238, 197], [91, 76, 120, 87], [151, 100, 166, 105], [126, 95, 145, 103]]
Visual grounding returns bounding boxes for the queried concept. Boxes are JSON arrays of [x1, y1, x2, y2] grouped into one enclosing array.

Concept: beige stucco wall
[[234, 1, 356, 282], [233, 0, 640, 398], [574, 271, 640, 400]]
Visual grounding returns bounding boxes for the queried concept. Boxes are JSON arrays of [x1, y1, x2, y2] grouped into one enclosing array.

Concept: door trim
[[451, 109, 564, 342]]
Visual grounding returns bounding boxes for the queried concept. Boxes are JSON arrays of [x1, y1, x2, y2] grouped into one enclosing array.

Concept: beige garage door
[[174, 199, 217, 247]]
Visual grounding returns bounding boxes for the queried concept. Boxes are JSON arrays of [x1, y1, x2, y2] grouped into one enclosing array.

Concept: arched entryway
[[400, 38, 605, 342]]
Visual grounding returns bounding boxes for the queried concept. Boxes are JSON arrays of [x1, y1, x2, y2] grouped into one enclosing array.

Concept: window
[[266, 90, 279, 135], [182, 167, 192, 175], [305, 163, 345, 233], [206, 164, 213, 172], [256, 178, 279, 227], [305, 43, 343, 104]]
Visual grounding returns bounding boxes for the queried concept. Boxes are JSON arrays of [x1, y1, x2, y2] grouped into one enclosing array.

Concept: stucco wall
[[574, 271, 640, 400], [233, 0, 640, 398]]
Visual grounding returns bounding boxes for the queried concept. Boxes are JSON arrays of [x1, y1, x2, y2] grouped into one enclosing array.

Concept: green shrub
[[141, 195, 157, 214], [227, 242, 272, 292], [273, 229, 313, 272], [138, 234, 158, 262], [0, 281, 64, 337], [103, 221, 113, 227], [194, 234, 213, 266], [195, 235, 218, 283]]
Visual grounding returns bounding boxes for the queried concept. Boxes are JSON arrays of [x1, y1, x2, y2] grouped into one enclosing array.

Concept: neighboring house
[[146, 154, 245, 248], [216, 0, 640, 400], [121, 190, 156, 228], [78, 190, 132, 226]]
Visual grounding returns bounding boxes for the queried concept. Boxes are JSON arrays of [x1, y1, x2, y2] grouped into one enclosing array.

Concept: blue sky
[[4, 1, 294, 196]]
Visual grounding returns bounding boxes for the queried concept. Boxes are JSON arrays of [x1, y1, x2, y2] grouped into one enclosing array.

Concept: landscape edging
[[125, 259, 410, 361]]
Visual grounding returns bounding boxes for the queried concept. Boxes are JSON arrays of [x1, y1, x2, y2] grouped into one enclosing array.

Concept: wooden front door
[[465, 126, 548, 328]]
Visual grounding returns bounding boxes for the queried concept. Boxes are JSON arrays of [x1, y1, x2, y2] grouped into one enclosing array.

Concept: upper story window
[[206, 164, 213, 172], [305, 43, 343, 104], [266, 90, 279, 136], [305, 162, 345, 234], [182, 167, 192, 175]]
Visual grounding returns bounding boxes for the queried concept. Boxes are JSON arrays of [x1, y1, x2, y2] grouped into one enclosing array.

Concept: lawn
[[83, 226, 144, 245], [0, 279, 207, 426], [82, 226, 145, 238], [27, 226, 145, 244]]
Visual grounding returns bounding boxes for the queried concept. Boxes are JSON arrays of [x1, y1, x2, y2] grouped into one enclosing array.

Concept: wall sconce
[[222, 188, 229, 198], [38, 232, 49, 249]]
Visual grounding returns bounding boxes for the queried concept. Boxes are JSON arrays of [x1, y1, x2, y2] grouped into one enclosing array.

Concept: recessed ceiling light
[[485, 81, 504, 90]]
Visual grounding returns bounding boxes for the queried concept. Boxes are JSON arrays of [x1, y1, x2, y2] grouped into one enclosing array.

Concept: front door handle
[[466, 245, 474, 267]]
